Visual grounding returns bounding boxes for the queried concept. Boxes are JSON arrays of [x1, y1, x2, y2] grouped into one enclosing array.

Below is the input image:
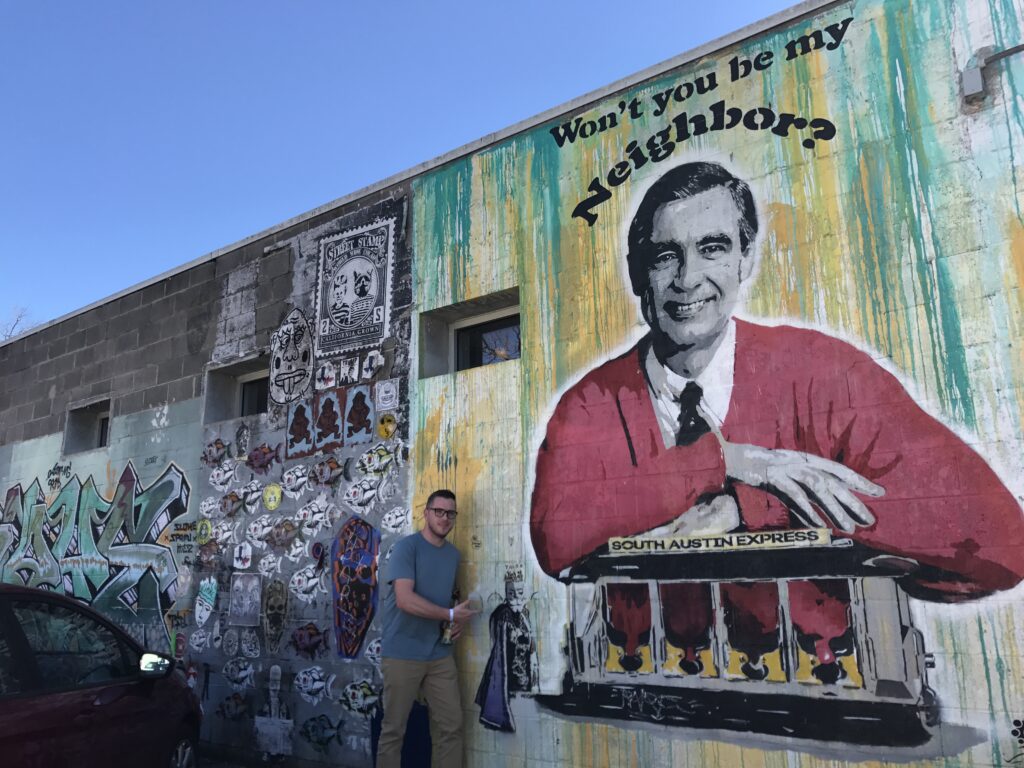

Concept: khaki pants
[[377, 655, 463, 768]]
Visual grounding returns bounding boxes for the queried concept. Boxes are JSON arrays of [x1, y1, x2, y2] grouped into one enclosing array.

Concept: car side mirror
[[139, 652, 175, 679]]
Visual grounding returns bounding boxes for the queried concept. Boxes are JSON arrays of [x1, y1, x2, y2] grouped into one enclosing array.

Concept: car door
[[6, 596, 158, 767]]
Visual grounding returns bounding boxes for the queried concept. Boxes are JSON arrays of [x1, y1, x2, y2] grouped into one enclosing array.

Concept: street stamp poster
[[315, 217, 395, 356]]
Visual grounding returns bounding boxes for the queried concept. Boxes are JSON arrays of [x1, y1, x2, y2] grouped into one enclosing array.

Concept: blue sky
[[1, 1, 793, 330]]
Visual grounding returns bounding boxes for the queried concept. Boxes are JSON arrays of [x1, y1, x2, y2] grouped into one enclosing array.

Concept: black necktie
[[675, 382, 711, 446]]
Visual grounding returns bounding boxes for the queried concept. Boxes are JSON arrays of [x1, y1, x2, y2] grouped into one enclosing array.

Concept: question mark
[[802, 118, 837, 149]]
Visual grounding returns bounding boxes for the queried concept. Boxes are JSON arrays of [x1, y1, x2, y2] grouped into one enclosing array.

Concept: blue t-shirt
[[379, 532, 460, 661]]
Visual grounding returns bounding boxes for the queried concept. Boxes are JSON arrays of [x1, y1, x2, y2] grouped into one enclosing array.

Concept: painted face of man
[[642, 186, 753, 357]]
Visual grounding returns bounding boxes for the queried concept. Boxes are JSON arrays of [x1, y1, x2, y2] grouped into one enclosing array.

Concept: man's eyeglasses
[[428, 507, 458, 521]]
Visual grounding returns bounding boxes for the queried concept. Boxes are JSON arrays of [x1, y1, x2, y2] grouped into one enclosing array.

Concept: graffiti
[[290, 565, 327, 604], [228, 573, 261, 626], [332, 517, 380, 658], [287, 400, 314, 458], [361, 348, 385, 380], [377, 411, 397, 439], [241, 479, 263, 514], [223, 628, 239, 656], [310, 455, 344, 490], [281, 465, 309, 499], [269, 307, 314, 405], [195, 576, 217, 626], [209, 460, 238, 492], [290, 622, 328, 659], [294, 665, 335, 705], [364, 637, 382, 671], [233, 542, 253, 569], [374, 377, 397, 409], [255, 665, 293, 756], [300, 714, 345, 753], [258, 553, 282, 578], [241, 626, 261, 658], [315, 217, 396, 356], [263, 579, 288, 653], [380, 507, 409, 534], [0, 462, 189, 647], [338, 357, 359, 385], [45, 461, 72, 491], [475, 566, 538, 732]]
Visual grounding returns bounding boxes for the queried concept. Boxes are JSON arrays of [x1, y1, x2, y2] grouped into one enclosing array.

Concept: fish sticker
[[309, 455, 344, 489], [199, 496, 220, 518], [212, 519, 238, 546], [300, 714, 345, 753], [246, 443, 282, 476], [339, 679, 379, 715], [284, 537, 306, 563], [209, 460, 238, 492], [246, 515, 274, 549], [258, 553, 282, 578], [297, 494, 337, 539], [364, 637, 382, 671], [220, 491, 245, 518], [281, 465, 309, 499], [380, 507, 409, 534], [201, 438, 231, 468], [289, 623, 328, 660], [222, 658, 256, 692], [342, 478, 377, 513], [189, 629, 210, 652], [356, 441, 402, 480], [289, 565, 327, 604], [241, 480, 263, 514], [265, 518, 300, 550], [294, 666, 336, 706]]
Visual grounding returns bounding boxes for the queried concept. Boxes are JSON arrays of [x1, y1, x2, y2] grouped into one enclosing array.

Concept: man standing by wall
[[377, 489, 476, 768]]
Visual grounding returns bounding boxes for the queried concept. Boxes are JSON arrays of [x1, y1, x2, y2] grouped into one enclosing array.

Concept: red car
[[0, 584, 201, 768]]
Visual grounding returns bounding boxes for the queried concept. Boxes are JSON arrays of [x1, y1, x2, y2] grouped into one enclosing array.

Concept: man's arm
[[393, 578, 475, 622]]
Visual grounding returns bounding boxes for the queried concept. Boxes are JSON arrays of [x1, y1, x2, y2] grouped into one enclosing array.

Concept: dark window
[[11, 601, 134, 692], [98, 415, 110, 448], [456, 314, 521, 372], [65, 400, 112, 453], [240, 376, 269, 417], [0, 619, 29, 697]]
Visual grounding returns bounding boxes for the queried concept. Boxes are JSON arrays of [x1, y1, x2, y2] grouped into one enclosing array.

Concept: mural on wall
[[0, 462, 190, 648], [269, 307, 314, 405], [475, 564, 538, 733], [315, 217, 396, 357], [527, 156, 1024, 746]]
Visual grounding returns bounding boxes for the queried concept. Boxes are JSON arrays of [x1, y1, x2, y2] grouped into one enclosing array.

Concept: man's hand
[[449, 600, 478, 642], [721, 442, 884, 532]]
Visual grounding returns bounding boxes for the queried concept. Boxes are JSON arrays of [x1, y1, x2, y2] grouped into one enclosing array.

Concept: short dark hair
[[626, 162, 758, 296], [425, 489, 456, 508]]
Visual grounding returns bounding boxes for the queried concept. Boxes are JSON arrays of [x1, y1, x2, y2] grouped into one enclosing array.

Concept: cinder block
[[142, 384, 169, 409]]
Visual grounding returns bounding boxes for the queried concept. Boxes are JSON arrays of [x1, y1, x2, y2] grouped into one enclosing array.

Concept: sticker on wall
[[258, 553, 282, 578], [300, 714, 345, 753], [361, 349, 385, 381], [197, 540, 221, 570], [212, 519, 238, 547], [189, 629, 210, 652], [262, 483, 283, 511], [196, 518, 214, 546], [332, 516, 381, 658], [195, 577, 217, 627], [222, 658, 256, 692], [380, 507, 409, 534], [315, 361, 337, 391], [209, 459, 239, 492], [234, 423, 251, 458], [373, 378, 400, 411], [200, 496, 219, 518], [363, 637, 382, 671], [216, 693, 249, 720], [295, 494, 335, 539], [286, 399, 315, 460], [376, 411, 397, 439], [337, 357, 359, 385], [309, 455, 344, 490], [240, 626, 261, 658], [201, 438, 231, 468], [342, 478, 378, 514], [289, 565, 327, 604], [255, 665, 293, 756], [265, 518, 300, 551], [228, 573, 261, 626], [220, 490, 245, 518], [269, 307, 314, 405], [246, 515, 274, 549], [233, 542, 253, 570], [241, 479, 263, 514], [290, 622, 328, 660], [222, 628, 240, 657], [314, 216, 395, 357], [313, 388, 344, 453], [339, 680, 379, 715], [263, 579, 288, 653], [294, 665, 336, 706], [246, 443, 282, 476], [281, 465, 309, 500], [343, 384, 374, 445]]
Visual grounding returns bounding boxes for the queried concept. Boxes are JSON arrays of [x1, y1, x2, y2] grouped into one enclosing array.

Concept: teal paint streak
[[976, 615, 1002, 766], [884, 1, 977, 427], [414, 156, 474, 307], [989, 0, 1024, 222]]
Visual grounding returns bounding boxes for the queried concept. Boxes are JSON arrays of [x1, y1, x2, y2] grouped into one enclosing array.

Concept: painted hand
[[721, 442, 884, 532], [638, 493, 740, 538]]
